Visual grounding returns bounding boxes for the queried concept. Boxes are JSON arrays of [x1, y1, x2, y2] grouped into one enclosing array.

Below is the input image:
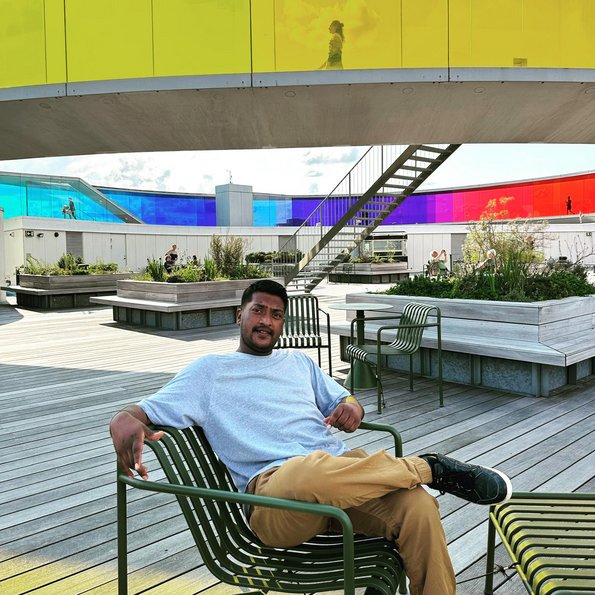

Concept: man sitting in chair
[[110, 279, 511, 595]]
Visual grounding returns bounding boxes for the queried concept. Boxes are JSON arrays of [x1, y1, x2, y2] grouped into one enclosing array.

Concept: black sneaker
[[420, 453, 512, 505]]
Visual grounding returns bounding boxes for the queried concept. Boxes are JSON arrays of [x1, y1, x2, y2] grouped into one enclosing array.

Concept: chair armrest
[[359, 421, 403, 457], [349, 315, 402, 342], [376, 321, 437, 341], [119, 473, 353, 529]]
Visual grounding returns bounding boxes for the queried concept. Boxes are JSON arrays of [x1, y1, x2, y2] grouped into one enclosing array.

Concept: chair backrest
[[143, 426, 260, 586], [279, 294, 321, 339], [391, 302, 437, 352]]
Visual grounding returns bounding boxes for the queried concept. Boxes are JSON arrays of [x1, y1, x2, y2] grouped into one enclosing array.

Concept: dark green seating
[[117, 421, 407, 595], [485, 492, 595, 595], [276, 294, 333, 375], [346, 302, 443, 411]]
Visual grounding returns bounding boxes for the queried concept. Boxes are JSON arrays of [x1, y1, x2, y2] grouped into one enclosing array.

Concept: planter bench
[[331, 294, 595, 397], [328, 262, 417, 284], [90, 277, 283, 331], [2, 273, 132, 309]]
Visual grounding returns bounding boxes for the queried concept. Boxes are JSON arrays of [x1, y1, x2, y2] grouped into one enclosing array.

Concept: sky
[[2, 143, 595, 197]]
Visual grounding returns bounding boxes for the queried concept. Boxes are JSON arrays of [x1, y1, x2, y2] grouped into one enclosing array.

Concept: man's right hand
[[109, 405, 163, 480]]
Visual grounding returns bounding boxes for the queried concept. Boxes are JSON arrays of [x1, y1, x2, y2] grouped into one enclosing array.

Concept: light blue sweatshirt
[[139, 349, 349, 492]]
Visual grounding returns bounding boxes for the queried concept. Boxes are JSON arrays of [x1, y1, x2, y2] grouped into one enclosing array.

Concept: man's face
[[237, 291, 285, 355]]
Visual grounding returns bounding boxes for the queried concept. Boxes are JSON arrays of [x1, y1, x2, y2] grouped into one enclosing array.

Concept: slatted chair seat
[[276, 294, 333, 375], [485, 492, 595, 595], [346, 302, 443, 412], [117, 421, 407, 595]]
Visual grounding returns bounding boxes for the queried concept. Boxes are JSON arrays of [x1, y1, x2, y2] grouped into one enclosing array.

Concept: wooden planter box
[[91, 277, 284, 331], [329, 262, 411, 284], [333, 292, 595, 397], [6, 273, 132, 309]]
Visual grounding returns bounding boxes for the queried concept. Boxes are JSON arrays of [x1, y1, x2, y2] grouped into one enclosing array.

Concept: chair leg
[[408, 354, 414, 391], [117, 475, 128, 595], [376, 360, 385, 414], [327, 344, 332, 377], [484, 508, 497, 595]]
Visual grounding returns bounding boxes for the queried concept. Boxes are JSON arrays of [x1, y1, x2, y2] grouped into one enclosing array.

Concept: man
[[110, 279, 511, 595]]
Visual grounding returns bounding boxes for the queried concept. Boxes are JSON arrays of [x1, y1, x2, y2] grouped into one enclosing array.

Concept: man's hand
[[109, 405, 163, 480], [324, 396, 364, 433]]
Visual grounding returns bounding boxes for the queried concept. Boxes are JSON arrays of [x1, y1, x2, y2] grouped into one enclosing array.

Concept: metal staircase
[[274, 144, 460, 293]]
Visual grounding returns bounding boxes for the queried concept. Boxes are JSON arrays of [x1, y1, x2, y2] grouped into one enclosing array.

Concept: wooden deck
[[1, 284, 594, 595]]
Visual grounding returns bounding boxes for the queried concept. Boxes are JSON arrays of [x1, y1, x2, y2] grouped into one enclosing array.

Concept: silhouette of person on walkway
[[319, 20, 344, 70], [68, 197, 77, 219], [566, 196, 574, 214]]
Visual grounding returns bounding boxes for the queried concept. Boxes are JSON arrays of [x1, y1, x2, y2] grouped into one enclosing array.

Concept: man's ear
[[236, 307, 242, 325]]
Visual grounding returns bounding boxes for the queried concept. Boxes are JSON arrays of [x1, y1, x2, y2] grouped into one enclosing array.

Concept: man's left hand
[[324, 400, 363, 433]]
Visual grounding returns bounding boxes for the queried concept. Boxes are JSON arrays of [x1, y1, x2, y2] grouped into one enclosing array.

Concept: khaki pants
[[248, 449, 456, 595]]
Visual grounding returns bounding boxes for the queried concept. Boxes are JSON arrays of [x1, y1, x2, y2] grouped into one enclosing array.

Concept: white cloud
[[1, 144, 595, 198]]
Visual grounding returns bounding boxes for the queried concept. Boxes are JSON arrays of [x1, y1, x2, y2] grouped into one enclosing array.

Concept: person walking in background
[[319, 20, 344, 70], [566, 196, 574, 214], [68, 197, 77, 219]]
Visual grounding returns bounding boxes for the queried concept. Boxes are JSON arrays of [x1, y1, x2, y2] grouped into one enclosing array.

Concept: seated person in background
[[110, 279, 512, 595], [61, 205, 72, 219], [164, 254, 174, 273], [190, 255, 200, 267], [428, 249, 449, 276], [478, 248, 497, 271]]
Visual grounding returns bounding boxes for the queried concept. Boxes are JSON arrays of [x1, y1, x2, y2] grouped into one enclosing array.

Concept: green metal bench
[[276, 294, 333, 375], [117, 420, 407, 594], [485, 492, 595, 595]]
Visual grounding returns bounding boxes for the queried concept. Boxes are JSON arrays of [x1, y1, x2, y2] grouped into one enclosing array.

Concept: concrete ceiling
[[2, 80, 595, 160]]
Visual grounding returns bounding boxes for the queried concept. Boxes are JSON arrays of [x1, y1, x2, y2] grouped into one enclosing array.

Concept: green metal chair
[[346, 302, 443, 412], [275, 294, 333, 375], [117, 421, 407, 595]]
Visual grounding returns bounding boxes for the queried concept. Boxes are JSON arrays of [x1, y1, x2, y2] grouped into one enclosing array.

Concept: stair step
[[383, 183, 410, 189], [406, 155, 437, 163], [418, 145, 446, 153], [390, 174, 417, 181]]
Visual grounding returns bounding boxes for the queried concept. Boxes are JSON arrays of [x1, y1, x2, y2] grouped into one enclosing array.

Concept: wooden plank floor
[[1, 284, 594, 595]]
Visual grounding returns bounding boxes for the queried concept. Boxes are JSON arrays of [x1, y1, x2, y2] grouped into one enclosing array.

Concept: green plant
[[203, 258, 218, 281], [210, 235, 247, 278], [21, 253, 117, 276], [145, 258, 167, 282], [87, 261, 119, 274], [57, 252, 83, 272], [22, 255, 49, 275], [166, 265, 202, 283]]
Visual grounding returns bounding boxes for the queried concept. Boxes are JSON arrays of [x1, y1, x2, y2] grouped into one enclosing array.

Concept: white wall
[[4, 217, 595, 286], [2, 218, 296, 284]]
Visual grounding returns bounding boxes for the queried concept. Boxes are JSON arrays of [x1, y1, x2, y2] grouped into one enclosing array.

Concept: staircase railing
[[274, 144, 458, 292]]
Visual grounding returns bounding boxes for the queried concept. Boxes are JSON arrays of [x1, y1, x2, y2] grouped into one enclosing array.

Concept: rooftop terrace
[[1, 282, 594, 594]]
